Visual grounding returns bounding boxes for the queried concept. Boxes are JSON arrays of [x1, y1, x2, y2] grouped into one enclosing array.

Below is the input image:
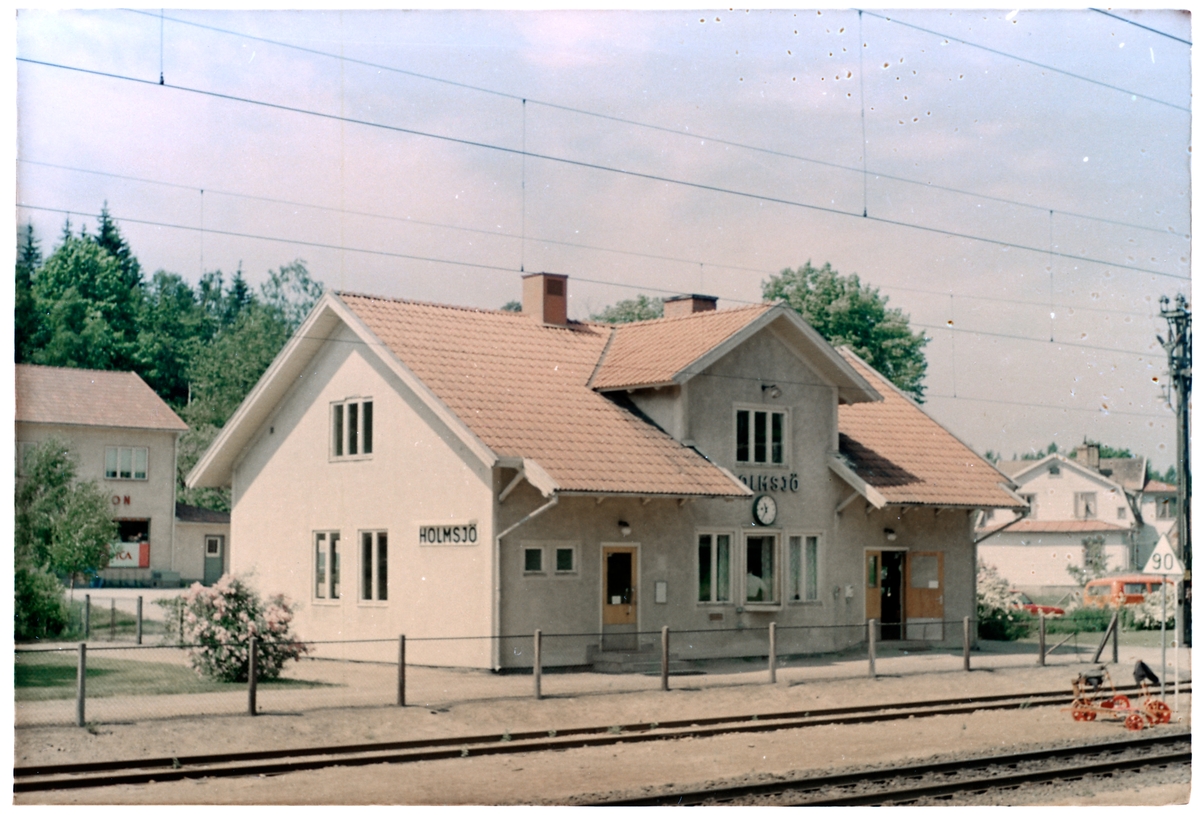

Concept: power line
[[923, 391, 1171, 420], [125, 8, 1184, 238], [1088, 8, 1192, 46], [912, 320, 1163, 359], [20, 157, 1165, 322], [860, 10, 1190, 113], [16, 56, 1191, 284]]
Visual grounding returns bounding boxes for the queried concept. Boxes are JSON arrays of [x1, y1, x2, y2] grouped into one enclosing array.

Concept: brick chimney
[[663, 294, 718, 319], [1074, 443, 1100, 470], [522, 272, 568, 326]]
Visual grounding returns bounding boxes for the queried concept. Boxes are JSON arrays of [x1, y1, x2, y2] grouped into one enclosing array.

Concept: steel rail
[[600, 732, 1192, 806], [14, 684, 1190, 795]]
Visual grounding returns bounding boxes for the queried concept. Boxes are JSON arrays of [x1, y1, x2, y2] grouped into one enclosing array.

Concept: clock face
[[753, 494, 777, 525]]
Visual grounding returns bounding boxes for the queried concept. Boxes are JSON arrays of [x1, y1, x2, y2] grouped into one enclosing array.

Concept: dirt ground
[[14, 648, 1194, 805]]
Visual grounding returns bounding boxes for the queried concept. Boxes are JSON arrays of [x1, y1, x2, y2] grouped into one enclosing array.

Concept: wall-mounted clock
[[752, 494, 777, 525]]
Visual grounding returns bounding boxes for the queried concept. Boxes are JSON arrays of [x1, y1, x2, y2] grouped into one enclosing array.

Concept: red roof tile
[[16, 365, 187, 432], [836, 349, 1023, 509], [979, 519, 1127, 535], [1142, 479, 1178, 494]]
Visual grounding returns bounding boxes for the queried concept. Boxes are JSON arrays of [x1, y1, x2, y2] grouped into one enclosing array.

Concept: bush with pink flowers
[[178, 574, 307, 682]]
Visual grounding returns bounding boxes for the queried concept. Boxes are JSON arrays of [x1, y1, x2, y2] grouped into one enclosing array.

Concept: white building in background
[[15, 364, 229, 587]]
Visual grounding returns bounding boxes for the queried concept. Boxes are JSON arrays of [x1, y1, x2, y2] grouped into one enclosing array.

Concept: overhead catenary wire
[[15, 56, 1191, 285], [122, 8, 1186, 238], [1088, 8, 1192, 46]]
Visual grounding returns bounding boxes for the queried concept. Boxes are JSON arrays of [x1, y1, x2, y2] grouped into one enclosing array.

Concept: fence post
[[534, 629, 543, 700], [178, 604, 184, 645], [1037, 612, 1046, 667], [962, 616, 971, 672], [1092, 612, 1118, 664], [76, 642, 87, 727], [83, 593, 90, 640], [1112, 613, 1118, 664], [768, 622, 777, 684], [868, 619, 877, 679], [397, 634, 406, 707], [660, 626, 670, 691], [109, 599, 116, 641], [248, 637, 258, 716], [136, 596, 143, 645]]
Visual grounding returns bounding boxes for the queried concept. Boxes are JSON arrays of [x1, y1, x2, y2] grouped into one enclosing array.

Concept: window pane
[[105, 448, 118, 479], [789, 537, 802, 601], [698, 535, 712, 601], [753, 411, 767, 463], [910, 554, 938, 588], [330, 533, 340, 598], [362, 532, 373, 600], [525, 548, 542, 572], [556, 547, 574, 572], [377, 533, 387, 601], [119, 447, 132, 479], [771, 412, 784, 464], [315, 533, 327, 599], [805, 537, 819, 601], [746, 536, 774, 602], [133, 447, 147, 479], [736, 411, 749, 462], [867, 555, 878, 588], [716, 535, 730, 602], [348, 403, 359, 455], [333, 405, 344, 456], [362, 401, 373, 454]]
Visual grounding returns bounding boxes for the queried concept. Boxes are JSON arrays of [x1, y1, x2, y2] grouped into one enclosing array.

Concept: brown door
[[865, 550, 882, 622], [905, 551, 944, 639], [603, 546, 637, 626]]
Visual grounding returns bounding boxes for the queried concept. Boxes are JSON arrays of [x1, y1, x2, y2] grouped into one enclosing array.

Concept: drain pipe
[[497, 494, 559, 541], [493, 494, 559, 671], [973, 508, 1030, 545]]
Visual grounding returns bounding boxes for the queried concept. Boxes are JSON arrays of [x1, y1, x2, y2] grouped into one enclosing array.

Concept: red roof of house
[[16, 365, 187, 432], [978, 519, 1127, 535], [1143, 479, 1178, 494]]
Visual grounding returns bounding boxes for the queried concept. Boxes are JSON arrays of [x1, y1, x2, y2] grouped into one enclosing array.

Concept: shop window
[[745, 535, 777, 604], [331, 399, 373, 458], [314, 531, 341, 600], [554, 547, 576, 574], [523, 547, 544, 574], [360, 530, 388, 601], [788, 535, 819, 602], [118, 519, 149, 543], [735, 408, 786, 465], [1074, 492, 1098, 520], [105, 446, 148, 480], [697, 533, 731, 602]]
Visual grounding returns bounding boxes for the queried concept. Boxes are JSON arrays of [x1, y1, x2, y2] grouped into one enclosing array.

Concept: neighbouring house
[[1140, 479, 1179, 541], [187, 275, 1023, 669], [977, 444, 1162, 600], [15, 364, 230, 587]]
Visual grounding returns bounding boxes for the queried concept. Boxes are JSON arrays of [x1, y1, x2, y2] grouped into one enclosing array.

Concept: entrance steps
[[587, 644, 700, 675]]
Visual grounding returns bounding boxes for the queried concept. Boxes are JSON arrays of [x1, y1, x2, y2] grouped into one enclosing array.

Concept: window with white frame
[[331, 399, 373, 458], [745, 535, 778, 604], [554, 546, 576, 574], [735, 408, 787, 465], [697, 533, 732, 602], [788, 535, 820, 602], [1020, 493, 1038, 519], [105, 446, 148, 480], [360, 530, 388, 601], [523, 546, 544, 574], [314, 531, 341, 599], [1074, 492, 1098, 520]]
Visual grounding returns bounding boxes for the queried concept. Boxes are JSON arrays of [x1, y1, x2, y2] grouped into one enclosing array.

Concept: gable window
[[314, 531, 341, 600], [697, 533, 731, 602], [735, 409, 786, 465], [1074, 492, 1098, 520], [360, 530, 388, 602], [332, 399, 373, 458], [105, 446, 148, 480], [1047, 464, 1062, 478], [745, 535, 778, 604], [788, 535, 820, 602]]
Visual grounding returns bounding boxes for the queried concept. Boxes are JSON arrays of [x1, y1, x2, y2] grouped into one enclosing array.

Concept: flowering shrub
[[976, 560, 1032, 641], [178, 574, 307, 682], [1120, 582, 1177, 630]]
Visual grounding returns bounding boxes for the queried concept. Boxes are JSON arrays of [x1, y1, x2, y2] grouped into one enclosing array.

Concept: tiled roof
[[175, 503, 231, 524], [836, 349, 1023, 509], [589, 305, 773, 390], [16, 365, 187, 432], [340, 294, 748, 497], [978, 519, 1127, 535], [994, 459, 1032, 477], [1142, 479, 1178, 494]]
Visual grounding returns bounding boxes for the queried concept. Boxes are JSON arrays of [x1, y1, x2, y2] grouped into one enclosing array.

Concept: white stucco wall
[[979, 533, 1131, 595], [991, 459, 1134, 528]]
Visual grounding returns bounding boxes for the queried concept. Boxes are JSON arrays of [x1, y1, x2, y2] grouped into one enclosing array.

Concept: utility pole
[[1158, 294, 1191, 647]]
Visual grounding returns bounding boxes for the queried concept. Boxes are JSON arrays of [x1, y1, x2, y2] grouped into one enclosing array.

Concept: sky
[[14, 7, 1192, 471]]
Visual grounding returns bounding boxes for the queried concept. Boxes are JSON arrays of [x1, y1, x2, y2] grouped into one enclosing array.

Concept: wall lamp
[[618, 520, 631, 537], [762, 384, 782, 399], [884, 528, 897, 541]]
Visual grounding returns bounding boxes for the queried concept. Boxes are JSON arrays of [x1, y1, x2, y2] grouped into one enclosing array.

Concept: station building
[[188, 274, 1024, 669]]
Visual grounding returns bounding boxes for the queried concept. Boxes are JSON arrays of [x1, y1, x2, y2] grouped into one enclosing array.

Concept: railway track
[[14, 682, 1190, 795], [602, 732, 1191, 806]]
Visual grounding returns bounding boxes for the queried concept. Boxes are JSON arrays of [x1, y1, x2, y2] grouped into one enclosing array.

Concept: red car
[[1009, 591, 1065, 616]]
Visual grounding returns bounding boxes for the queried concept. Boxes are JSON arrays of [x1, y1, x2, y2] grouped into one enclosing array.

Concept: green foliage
[[15, 223, 41, 363], [590, 295, 664, 323], [176, 424, 229, 512], [135, 271, 210, 405], [500, 300, 522, 312], [259, 260, 324, 331], [762, 262, 928, 401], [1120, 583, 1177, 630], [1046, 607, 1113, 634], [14, 566, 69, 641], [1020, 441, 1060, 460], [1064, 535, 1109, 588]]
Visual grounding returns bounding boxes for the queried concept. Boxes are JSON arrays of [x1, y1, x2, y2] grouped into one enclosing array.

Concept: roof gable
[[16, 365, 187, 432], [1012, 454, 1127, 492]]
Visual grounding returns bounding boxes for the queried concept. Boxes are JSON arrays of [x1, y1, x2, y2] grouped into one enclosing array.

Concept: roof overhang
[[827, 453, 888, 510]]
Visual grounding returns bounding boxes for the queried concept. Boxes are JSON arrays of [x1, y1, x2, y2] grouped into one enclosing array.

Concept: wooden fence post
[[136, 596, 143, 645], [868, 619, 877, 679], [83, 594, 90, 640], [76, 642, 87, 727], [768, 622, 777, 684], [397, 634, 406, 707], [660, 626, 670, 691], [534, 629, 543, 700], [1037, 612, 1046, 666], [962, 616, 971, 672], [248, 638, 258, 716]]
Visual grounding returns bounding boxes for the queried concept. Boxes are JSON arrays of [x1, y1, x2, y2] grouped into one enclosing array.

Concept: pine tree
[[15, 223, 41, 362]]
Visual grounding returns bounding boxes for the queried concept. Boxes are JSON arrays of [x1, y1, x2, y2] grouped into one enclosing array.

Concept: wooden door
[[905, 551, 944, 639], [864, 550, 882, 621], [603, 547, 637, 626]]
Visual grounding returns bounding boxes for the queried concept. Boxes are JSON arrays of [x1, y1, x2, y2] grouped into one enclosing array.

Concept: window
[[866, 554, 879, 589], [698, 533, 731, 602], [554, 547, 576, 574], [118, 520, 149, 543], [523, 547, 544, 573], [735, 408, 787, 465], [1074, 492, 1098, 519], [788, 535, 819, 602], [332, 399, 373, 458], [314, 531, 341, 599], [1020, 493, 1038, 520], [360, 531, 388, 601], [105, 446, 148, 480], [205, 536, 222, 557], [1156, 497, 1176, 519], [978, 508, 995, 527], [745, 535, 777, 603], [1048, 464, 1061, 477], [1117, 507, 1126, 520]]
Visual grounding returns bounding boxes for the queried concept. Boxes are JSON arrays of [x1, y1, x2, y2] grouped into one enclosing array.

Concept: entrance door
[[204, 535, 224, 585], [905, 551, 945, 640], [880, 551, 905, 640], [602, 546, 637, 650]]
